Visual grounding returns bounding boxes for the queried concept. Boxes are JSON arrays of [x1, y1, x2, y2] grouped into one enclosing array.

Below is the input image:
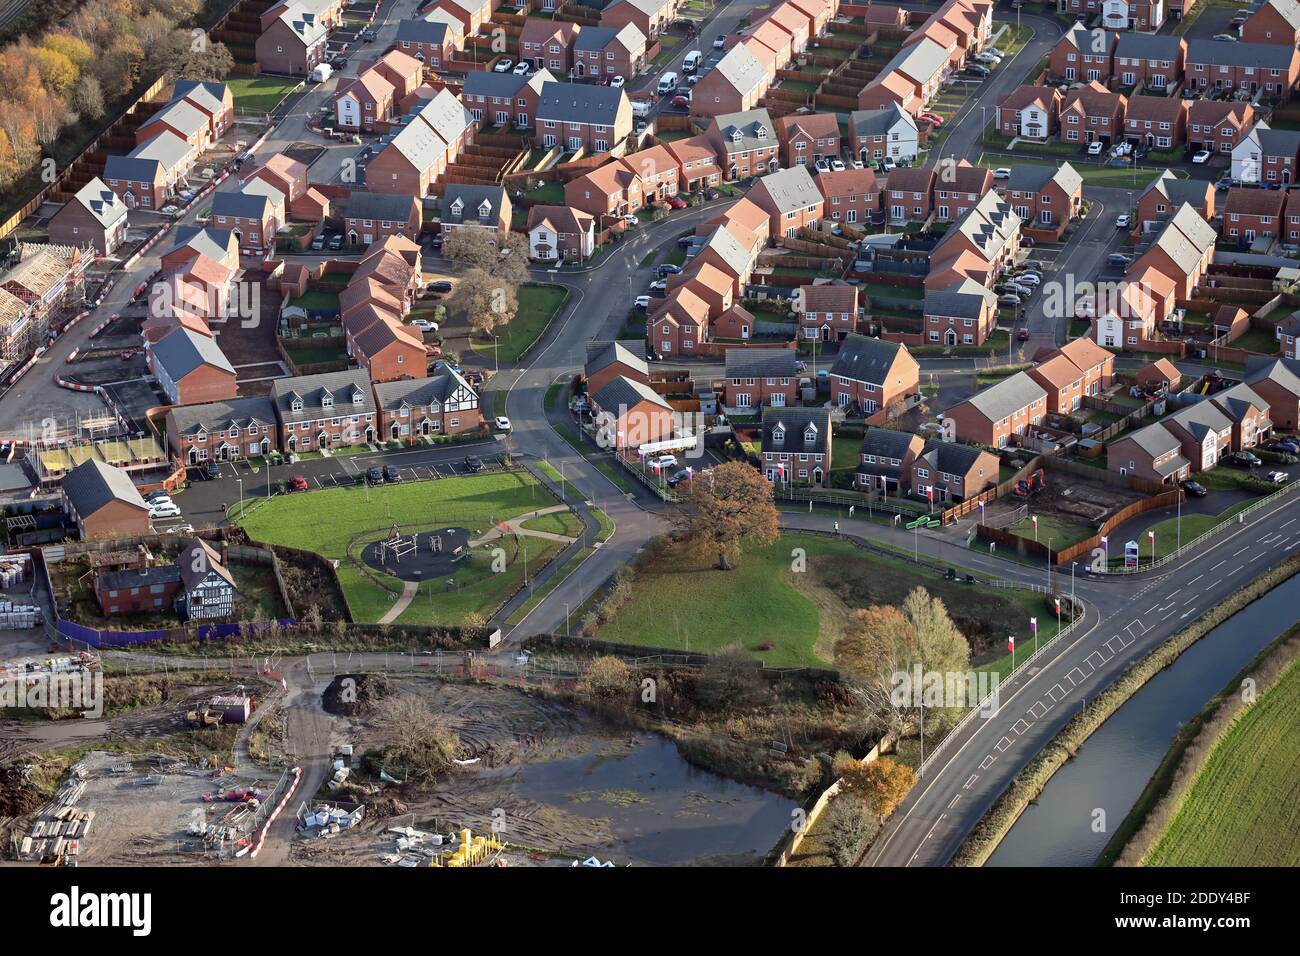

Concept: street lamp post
[[236, 478, 244, 519], [1046, 536, 1054, 591], [491, 334, 499, 373]]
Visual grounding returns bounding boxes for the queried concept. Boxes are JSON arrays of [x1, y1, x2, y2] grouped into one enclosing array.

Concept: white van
[[632, 98, 653, 118], [657, 72, 679, 94], [682, 51, 702, 73]]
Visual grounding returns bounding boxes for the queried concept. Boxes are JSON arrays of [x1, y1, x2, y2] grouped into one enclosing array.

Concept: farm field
[[239, 470, 557, 625], [1145, 656, 1300, 867]]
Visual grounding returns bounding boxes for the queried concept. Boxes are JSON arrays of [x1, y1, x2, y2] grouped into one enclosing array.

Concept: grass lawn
[[1146, 655, 1300, 866], [1004, 511, 1095, 550], [281, 338, 347, 366], [861, 281, 923, 300], [288, 290, 340, 313], [520, 510, 584, 537], [525, 181, 566, 205], [1230, 328, 1281, 355], [471, 284, 568, 365], [506, 546, 595, 626], [594, 534, 1063, 668], [240, 471, 555, 624], [227, 76, 301, 113], [1143, 498, 1259, 558], [831, 433, 861, 472], [590, 506, 615, 543]]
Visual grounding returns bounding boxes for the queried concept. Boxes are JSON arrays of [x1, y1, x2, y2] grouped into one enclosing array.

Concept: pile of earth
[[321, 674, 393, 716]]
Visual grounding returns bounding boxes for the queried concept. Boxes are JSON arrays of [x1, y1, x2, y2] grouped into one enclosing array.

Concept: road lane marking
[[963, 775, 978, 790], [980, 755, 996, 769], [1234, 546, 1250, 556], [948, 795, 961, 810], [1187, 574, 1203, 586], [1210, 560, 1226, 571]]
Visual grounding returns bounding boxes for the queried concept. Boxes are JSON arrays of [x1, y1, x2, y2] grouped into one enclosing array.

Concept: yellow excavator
[[185, 707, 224, 729]]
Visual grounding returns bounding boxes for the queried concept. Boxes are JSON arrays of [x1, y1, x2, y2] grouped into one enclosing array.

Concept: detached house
[[211, 188, 280, 251], [704, 109, 779, 180], [995, 86, 1061, 141], [794, 281, 858, 341], [61, 458, 151, 540], [438, 184, 511, 235], [1244, 356, 1300, 429], [945, 371, 1047, 448], [848, 104, 919, 165], [585, 340, 649, 397], [527, 205, 596, 261], [1060, 81, 1127, 145], [256, 3, 329, 76], [1163, 400, 1235, 472], [722, 349, 800, 409], [760, 407, 832, 486], [520, 18, 579, 73], [535, 81, 631, 152], [747, 165, 824, 239], [271, 370, 379, 451], [564, 160, 644, 220], [1001, 162, 1083, 240], [149, 326, 238, 405], [394, 17, 464, 71], [600, 0, 678, 42], [1108, 420, 1191, 484], [334, 69, 397, 132], [829, 333, 920, 417], [48, 178, 129, 256], [590, 375, 675, 450]]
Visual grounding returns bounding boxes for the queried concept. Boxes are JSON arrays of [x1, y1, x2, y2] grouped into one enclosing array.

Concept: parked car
[[1016, 327, 1030, 342], [494, 58, 514, 72], [205, 460, 221, 480], [367, 466, 384, 484], [657, 263, 682, 276], [1115, 213, 1131, 228], [1014, 272, 1041, 285], [1087, 141, 1104, 156], [1107, 252, 1133, 266], [384, 465, 401, 482], [410, 318, 438, 334], [1212, 33, 1239, 42], [1267, 470, 1290, 483], [494, 416, 512, 433], [667, 196, 687, 209], [1023, 259, 1047, 272], [648, 454, 678, 472], [703, 187, 720, 200], [310, 234, 325, 251], [881, 156, 896, 171], [512, 61, 530, 75], [993, 167, 1011, 179], [426, 280, 453, 294], [649, 279, 668, 291], [1232, 451, 1263, 468], [1271, 438, 1300, 454], [464, 455, 485, 473], [1215, 176, 1232, 191], [328, 234, 344, 250], [966, 64, 990, 77], [671, 94, 691, 109], [144, 490, 171, 503], [829, 158, 846, 171], [634, 295, 651, 310], [714, 35, 726, 49], [1181, 480, 1208, 497], [611, 75, 625, 88], [150, 503, 182, 519], [1192, 150, 1212, 164], [288, 474, 309, 492], [666, 467, 693, 488], [998, 294, 1022, 307], [813, 158, 830, 173]]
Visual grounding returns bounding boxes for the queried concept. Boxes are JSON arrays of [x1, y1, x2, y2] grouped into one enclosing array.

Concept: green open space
[[470, 284, 568, 365], [240, 471, 557, 625], [227, 76, 301, 113], [1143, 498, 1260, 558], [592, 533, 1063, 668], [1004, 511, 1094, 550], [520, 510, 585, 537], [505, 546, 596, 626]]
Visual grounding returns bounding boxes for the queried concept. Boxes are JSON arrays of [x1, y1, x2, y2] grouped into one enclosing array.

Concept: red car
[[667, 196, 687, 209], [920, 112, 943, 127], [287, 474, 309, 492], [671, 95, 690, 108]]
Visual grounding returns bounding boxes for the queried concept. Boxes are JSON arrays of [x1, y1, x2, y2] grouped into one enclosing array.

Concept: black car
[[426, 280, 453, 294], [1270, 438, 1300, 454], [1232, 451, 1262, 468], [703, 187, 720, 200], [384, 464, 400, 482], [1181, 480, 1208, 497], [656, 263, 683, 277], [367, 466, 384, 484], [666, 467, 692, 488], [464, 455, 484, 473], [205, 460, 221, 480]]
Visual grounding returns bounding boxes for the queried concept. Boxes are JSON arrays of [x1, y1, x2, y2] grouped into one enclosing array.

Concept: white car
[[150, 503, 182, 519], [1116, 213, 1131, 228], [634, 295, 651, 310], [993, 167, 1011, 179], [1087, 141, 1104, 155], [713, 35, 726, 49], [1192, 150, 1212, 164], [1015, 272, 1041, 286], [1075, 299, 1096, 317], [649, 279, 668, 291], [648, 454, 678, 472], [611, 75, 625, 88], [512, 61, 531, 75], [494, 58, 514, 73], [829, 158, 845, 171], [411, 318, 438, 333], [494, 416, 512, 433]]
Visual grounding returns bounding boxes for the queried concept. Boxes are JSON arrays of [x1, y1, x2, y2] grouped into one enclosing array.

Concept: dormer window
[[290, 399, 302, 413], [756, 126, 767, 138], [229, 426, 239, 438], [803, 425, 817, 444], [772, 425, 785, 445], [322, 390, 334, 408], [731, 129, 742, 142], [450, 198, 464, 215], [478, 199, 492, 217], [352, 389, 365, 404]]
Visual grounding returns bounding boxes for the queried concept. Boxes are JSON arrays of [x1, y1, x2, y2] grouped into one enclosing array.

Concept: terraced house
[[166, 396, 279, 465], [722, 349, 800, 409], [271, 370, 379, 451], [373, 366, 482, 440], [463, 70, 552, 129], [344, 192, 422, 245], [1113, 32, 1185, 90], [760, 406, 832, 486], [1184, 39, 1300, 102]]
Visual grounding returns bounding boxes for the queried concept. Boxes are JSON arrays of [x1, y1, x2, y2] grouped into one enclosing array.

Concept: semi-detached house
[[166, 396, 279, 465], [48, 178, 129, 256], [760, 406, 832, 486], [848, 103, 919, 165], [747, 164, 824, 239], [373, 367, 482, 440], [534, 81, 631, 152], [946, 371, 1047, 448]]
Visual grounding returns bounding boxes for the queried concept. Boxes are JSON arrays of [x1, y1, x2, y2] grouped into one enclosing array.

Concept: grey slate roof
[[849, 103, 915, 138], [586, 340, 648, 378], [168, 226, 238, 263], [591, 374, 671, 413], [755, 165, 822, 215], [962, 371, 1047, 422], [604, 0, 663, 15], [71, 178, 128, 229], [395, 17, 452, 45], [1245, 355, 1300, 395], [1122, 419, 1184, 459], [167, 396, 276, 438], [536, 81, 627, 126], [858, 427, 920, 467], [918, 439, 989, 477], [1258, 0, 1300, 30], [104, 155, 162, 184], [829, 332, 907, 385], [416, 87, 475, 145], [212, 189, 271, 221], [62, 458, 148, 516], [129, 131, 193, 171], [697, 224, 752, 278], [173, 80, 230, 116], [1006, 160, 1082, 198], [887, 37, 950, 85], [1186, 38, 1298, 69], [713, 108, 776, 154], [372, 367, 476, 411], [463, 70, 538, 100], [1150, 203, 1215, 274], [346, 191, 418, 223], [1211, 381, 1269, 422], [440, 184, 507, 226], [762, 406, 831, 457], [924, 278, 996, 320], [1166, 398, 1233, 440], [99, 564, 180, 592], [1254, 122, 1300, 158], [1144, 169, 1210, 210], [272, 369, 376, 423], [152, 327, 235, 380], [712, 41, 766, 96], [1114, 32, 1184, 62], [724, 348, 799, 379], [575, 23, 643, 52], [147, 99, 209, 139], [381, 112, 448, 172]]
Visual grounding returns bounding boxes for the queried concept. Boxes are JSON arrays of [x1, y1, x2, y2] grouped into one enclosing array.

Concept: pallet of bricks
[[17, 760, 95, 865]]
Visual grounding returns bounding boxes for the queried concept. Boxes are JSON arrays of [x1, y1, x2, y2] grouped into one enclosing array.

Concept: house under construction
[[0, 243, 90, 366]]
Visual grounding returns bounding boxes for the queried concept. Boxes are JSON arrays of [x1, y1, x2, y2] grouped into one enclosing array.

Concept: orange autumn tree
[[839, 757, 916, 822], [671, 460, 779, 570]]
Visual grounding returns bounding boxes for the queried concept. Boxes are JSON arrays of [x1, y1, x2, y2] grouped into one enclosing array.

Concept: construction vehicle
[[1013, 468, 1045, 499], [186, 707, 224, 729]]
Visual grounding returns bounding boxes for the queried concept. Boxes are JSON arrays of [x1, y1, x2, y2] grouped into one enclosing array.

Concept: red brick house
[[256, 3, 329, 76], [1123, 95, 1187, 150], [600, 0, 678, 42], [760, 406, 832, 486], [777, 112, 841, 169], [722, 349, 800, 410], [572, 22, 647, 80], [1050, 24, 1115, 84], [747, 165, 825, 239], [463, 70, 550, 129], [1137, 169, 1216, 230], [374, 367, 482, 440], [136, 98, 211, 151], [1131, 203, 1217, 300], [535, 81, 631, 152], [704, 109, 779, 180], [857, 71, 921, 116], [48, 178, 129, 256], [367, 88, 474, 196], [1223, 186, 1287, 246], [815, 167, 878, 227], [149, 326, 238, 405], [665, 136, 724, 193], [564, 161, 644, 221], [350, 316, 427, 383], [995, 86, 1061, 140], [1184, 39, 1300, 102], [1001, 162, 1084, 240], [854, 427, 924, 495], [519, 18, 579, 73], [272, 370, 379, 452], [1242, 0, 1300, 46], [829, 332, 920, 416], [1108, 421, 1191, 484], [693, 42, 769, 116], [945, 371, 1047, 448], [794, 281, 858, 341], [211, 188, 280, 251], [590, 375, 675, 450], [585, 340, 650, 397], [344, 192, 421, 245], [1060, 81, 1127, 145], [933, 160, 992, 223], [848, 103, 919, 166], [1244, 357, 1300, 430], [622, 144, 680, 203], [1188, 100, 1254, 156], [1113, 33, 1185, 91], [910, 440, 999, 505], [922, 278, 998, 347], [651, 286, 711, 357], [166, 396, 279, 465], [884, 166, 935, 223], [394, 17, 464, 71], [61, 458, 152, 540], [173, 81, 234, 140], [334, 69, 396, 132]]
